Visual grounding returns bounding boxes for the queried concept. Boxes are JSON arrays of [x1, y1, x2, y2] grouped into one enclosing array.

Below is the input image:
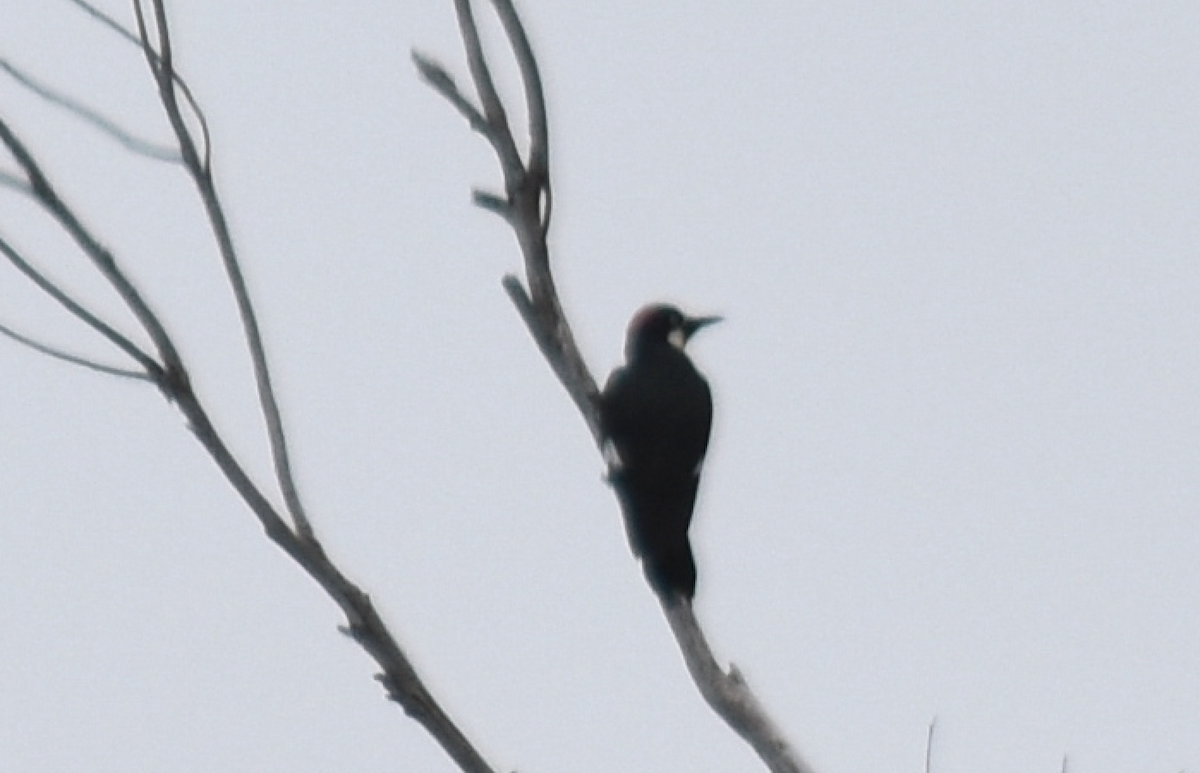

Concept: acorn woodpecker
[[600, 304, 721, 603]]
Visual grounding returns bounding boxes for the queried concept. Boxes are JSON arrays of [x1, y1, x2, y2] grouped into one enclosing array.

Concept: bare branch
[[0, 113, 182, 381], [135, 0, 309, 538], [168, 382, 500, 773], [925, 717, 936, 773], [487, 0, 550, 234], [0, 58, 180, 162], [0, 169, 30, 192], [64, 0, 211, 171], [4, 6, 503, 773], [422, 3, 813, 771], [167, 371, 501, 773], [452, 0, 523, 179], [666, 604, 817, 773], [472, 188, 509, 217], [489, 0, 547, 168], [64, 0, 143, 46], [412, 51, 492, 136], [422, 0, 598, 438], [0, 231, 161, 376], [0, 318, 153, 381], [500, 272, 598, 435]]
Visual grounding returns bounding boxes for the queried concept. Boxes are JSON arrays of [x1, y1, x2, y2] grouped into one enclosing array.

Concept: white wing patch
[[602, 437, 624, 470]]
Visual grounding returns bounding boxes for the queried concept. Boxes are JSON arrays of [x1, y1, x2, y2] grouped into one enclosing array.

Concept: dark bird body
[[600, 304, 720, 602]]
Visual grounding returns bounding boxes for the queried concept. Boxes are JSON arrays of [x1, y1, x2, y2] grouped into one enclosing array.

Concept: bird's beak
[[682, 314, 723, 340]]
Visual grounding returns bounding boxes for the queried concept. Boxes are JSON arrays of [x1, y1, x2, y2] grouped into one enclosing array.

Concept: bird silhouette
[[600, 304, 720, 603]]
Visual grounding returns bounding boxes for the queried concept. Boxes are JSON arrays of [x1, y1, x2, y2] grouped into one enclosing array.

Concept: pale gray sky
[[2, 2, 1199, 772]]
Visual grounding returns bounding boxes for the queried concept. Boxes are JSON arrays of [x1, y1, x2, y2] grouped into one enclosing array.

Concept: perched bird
[[600, 304, 721, 603]]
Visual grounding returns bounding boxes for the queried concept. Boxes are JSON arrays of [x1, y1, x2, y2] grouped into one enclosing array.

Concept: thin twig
[[0, 114, 181, 384], [0, 58, 180, 162], [64, 0, 142, 46], [66, 0, 209, 162], [489, 0, 547, 171], [61, 0, 213, 172], [0, 318, 153, 380], [487, 0, 551, 236], [0, 169, 30, 192], [451, 0, 523, 179], [136, 0, 309, 538], [412, 52, 492, 136], [925, 717, 936, 773], [0, 230, 161, 375]]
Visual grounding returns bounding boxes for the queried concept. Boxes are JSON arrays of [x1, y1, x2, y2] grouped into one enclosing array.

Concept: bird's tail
[[609, 471, 700, 602]]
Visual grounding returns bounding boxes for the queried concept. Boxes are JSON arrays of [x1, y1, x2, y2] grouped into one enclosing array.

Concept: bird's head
[[625, 303, 722, 361]]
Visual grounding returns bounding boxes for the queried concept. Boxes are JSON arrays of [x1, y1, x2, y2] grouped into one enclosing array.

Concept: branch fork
[[2, 3, 499, 772], [417, 3, 814, 772]]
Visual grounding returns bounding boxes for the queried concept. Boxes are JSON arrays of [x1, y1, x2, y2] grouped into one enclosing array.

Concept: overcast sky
[[2, 2, 1199, 772]]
